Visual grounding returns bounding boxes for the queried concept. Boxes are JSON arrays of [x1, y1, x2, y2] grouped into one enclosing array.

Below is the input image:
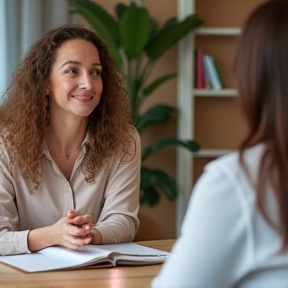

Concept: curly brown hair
[[0, 25, 131, 186]]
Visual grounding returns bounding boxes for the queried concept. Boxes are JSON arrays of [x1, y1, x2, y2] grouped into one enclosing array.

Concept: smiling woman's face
[[47, 38, 103, 120]]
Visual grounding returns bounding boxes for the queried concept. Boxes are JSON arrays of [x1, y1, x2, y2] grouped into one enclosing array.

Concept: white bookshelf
[[193, 88, 237, 97], [195, 27, 241, 36], [194, 149, 234, 158], [176, 0, 240, 235]]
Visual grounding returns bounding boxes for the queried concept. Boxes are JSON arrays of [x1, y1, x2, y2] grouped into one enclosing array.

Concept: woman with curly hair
[[0, 26, 141, 256]]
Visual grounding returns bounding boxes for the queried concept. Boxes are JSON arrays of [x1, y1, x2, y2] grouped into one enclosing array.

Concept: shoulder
[[0, 135, 10, 161], [204, 143, 264, 181], [181, 147, 265, 252], [190, 144, 266, 216], [120, 125, 141, 163], [186, 145, 266, 230], [128, 125, 140, 143]]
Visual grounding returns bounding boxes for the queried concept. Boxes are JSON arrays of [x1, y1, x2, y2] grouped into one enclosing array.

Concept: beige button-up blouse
[[0, 127, 140, 256]]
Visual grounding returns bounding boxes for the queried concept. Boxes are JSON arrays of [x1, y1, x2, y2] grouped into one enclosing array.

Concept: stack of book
[[195, 49, 224, 90]]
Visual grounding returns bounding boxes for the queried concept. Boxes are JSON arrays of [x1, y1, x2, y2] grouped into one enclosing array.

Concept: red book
[[196, 49, 205, 89]]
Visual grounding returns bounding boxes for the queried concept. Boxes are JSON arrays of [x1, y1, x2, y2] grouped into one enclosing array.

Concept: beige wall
[[81, 0, 267, 241]]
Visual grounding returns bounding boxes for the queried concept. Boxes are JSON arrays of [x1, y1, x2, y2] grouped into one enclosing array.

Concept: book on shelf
[[203, 54, 222, 90], [210, 56, 225, 88], [195, 49, 224, 90], [0, 243, 170, 273], [202, 54, 212, 89], [196, 49, 205, 89]]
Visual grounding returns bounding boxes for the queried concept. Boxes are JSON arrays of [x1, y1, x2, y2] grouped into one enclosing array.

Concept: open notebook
[[0, 243, 170, 273]]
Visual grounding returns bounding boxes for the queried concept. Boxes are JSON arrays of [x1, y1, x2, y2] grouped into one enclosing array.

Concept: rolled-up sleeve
[[95, 127, 141, 243]]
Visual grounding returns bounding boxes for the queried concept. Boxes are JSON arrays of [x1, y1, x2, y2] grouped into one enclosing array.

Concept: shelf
[[194, 149, 234, 158], [195, 27, 241, 36], [176, 0, 243, 235], [192, 88, 237, 97]]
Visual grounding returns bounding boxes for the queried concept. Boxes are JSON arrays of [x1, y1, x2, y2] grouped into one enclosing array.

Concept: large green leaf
[[69, 0, 123, 68], [162, 17, 179, 31], [115, 3, 128, 20], [140, 166, 177, 205], [152, 169, 177, 201], [145, 15, 203, 62], [135, 104, 175, 133], [140, 184, 159, 206], [70, 0, 121, 48], [140, 166, 155, 189], [140, 166, 159, 205], [119, 4, 151, 59], [142, 137, 200, 162], [143, 73, 177, 96], [149, 18, 158, 41]]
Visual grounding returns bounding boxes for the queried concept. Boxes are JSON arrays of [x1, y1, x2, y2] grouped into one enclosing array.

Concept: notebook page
[[0, 245, 110, 272]]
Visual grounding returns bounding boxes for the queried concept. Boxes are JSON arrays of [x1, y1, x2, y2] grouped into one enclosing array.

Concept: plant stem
[[140, 61, 154, 86], [127, 59, 135, 121], [135, 53, 143, 80]]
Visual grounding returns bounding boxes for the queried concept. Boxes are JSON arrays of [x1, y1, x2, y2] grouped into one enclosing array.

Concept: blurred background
[[0, 0, 266, 241]]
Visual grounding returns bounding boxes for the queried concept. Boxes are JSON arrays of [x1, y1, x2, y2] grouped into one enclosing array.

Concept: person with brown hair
[[152, 0, 288, 287], [0, 26, 141, 256]]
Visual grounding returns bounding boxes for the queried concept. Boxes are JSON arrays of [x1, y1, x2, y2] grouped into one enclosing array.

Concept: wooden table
[[0, 239, 175, 288]]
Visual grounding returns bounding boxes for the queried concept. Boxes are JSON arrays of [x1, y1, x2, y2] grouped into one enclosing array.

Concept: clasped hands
[[28, 209, 102, 252], [67, 209, 94, 245], [52, 209, 101, 251]]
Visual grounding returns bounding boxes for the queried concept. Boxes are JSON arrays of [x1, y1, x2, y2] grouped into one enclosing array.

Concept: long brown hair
[[0, 25, 131, 186], [234, 0, 288, 251]]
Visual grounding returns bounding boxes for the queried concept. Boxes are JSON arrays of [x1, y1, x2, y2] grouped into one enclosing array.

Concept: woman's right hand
[[50, 215, 93, 250], [27, 213, 93, 252]]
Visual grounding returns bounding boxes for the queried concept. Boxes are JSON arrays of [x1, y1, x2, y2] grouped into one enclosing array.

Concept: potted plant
[[69, 0, 203, 206]]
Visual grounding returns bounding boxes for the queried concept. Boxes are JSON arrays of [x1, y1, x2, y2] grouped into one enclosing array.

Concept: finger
[[66, 242, 86, 251], [61, 232, 93, 249], [82, 223, 94, 230], [76, 235, 93, 245], [70, 214, 92, 226], [70, 235, 93, 247], [69, 225, 93, 237], [54, 226, 93, 250], [67, 209, 77, 220]]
